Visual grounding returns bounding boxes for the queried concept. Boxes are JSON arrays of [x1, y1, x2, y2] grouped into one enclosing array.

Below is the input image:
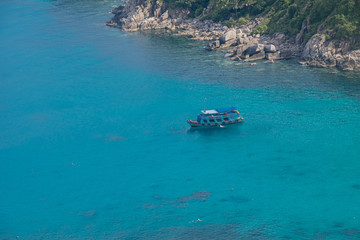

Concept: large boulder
[[243, 50, 266, 62], [302, 34, 343, 68], [264, 44, 276, 53], [219, 30, 236, 44], [303, 34, 326, 60], [229, 45, 249, 60], [234, 46, 248, 56], [243, 44, 264, 56], [236, 37, 250, 45]]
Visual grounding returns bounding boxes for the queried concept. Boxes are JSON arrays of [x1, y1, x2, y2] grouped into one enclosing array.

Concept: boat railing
[[199, 113, 241, 122], [200, 112, 240, 118]]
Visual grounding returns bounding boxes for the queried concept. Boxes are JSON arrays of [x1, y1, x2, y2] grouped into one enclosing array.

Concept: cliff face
[[301, 34, 360, 71], [107, 0, 360, 71], [107, 0, 184, 32]]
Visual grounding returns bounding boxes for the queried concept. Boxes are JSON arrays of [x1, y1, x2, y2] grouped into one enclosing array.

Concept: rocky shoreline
[[107, 0, 360, 71]]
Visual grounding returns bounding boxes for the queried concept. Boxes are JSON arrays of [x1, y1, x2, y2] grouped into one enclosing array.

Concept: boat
[[187, 107, 244, 128]]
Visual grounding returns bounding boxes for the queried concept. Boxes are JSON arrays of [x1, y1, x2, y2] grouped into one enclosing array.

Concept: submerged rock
[[191, 191, 211, 201], [176, 191, 211, 202]]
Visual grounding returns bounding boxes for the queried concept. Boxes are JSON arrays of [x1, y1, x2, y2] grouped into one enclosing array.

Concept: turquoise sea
[[1, 0, 360, 239]]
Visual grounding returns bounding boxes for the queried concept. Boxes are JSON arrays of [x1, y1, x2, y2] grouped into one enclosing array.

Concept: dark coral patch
[[342, 229, 360, 236], [176, 191, 211, 203], [192, 191, 211, 201]]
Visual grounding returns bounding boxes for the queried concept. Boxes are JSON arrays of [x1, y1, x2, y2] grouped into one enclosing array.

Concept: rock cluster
[[107, 0, 360, 71], [205, 30, 288, 62], [300, 34, 360, 71], [107, 0, 176, 31], [107, 0, 257, 41]]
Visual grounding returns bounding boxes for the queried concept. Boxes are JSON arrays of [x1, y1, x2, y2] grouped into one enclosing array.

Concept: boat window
[[224, 118, 229, 121], [209, 119, 215, 123]]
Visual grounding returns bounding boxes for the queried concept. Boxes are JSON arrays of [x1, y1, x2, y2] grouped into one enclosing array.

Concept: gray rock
[[230, 56, 242, 61], [274, 33, 286, 41], [266, 51, 280, 60], [153, 1, 163, 17], [303, 34, 326, 60], [238, 33, 247, 38], [205, 40, 220, 51], [111, 5, 124, 14], [243, 50, 265, 62], [264, 44, 276, 53], [159, 10, 168, 21], [224, 52, 235, 58], [234, 46, 247, 56], [219, 30, 236, 44], [243, 27, 250, 33], [251, 38, 259, 44], [139, 17, 158, 30], [236, 37, 250, 45], [244, 44, 264, 56], [280, 49, 295, 59]]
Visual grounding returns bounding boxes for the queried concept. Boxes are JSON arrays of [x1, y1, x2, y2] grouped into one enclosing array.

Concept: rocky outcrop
[[107, 1, 359, 71], [301, 34, 360, 71], [107, 0, 178, 31], [107, 1, 299, 64]]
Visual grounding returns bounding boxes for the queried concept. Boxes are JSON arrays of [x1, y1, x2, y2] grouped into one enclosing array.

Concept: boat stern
[[187, 120, 200, 127]]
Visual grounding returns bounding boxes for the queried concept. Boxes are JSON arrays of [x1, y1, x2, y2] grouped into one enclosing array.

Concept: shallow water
[[1, 0, 360, 239]]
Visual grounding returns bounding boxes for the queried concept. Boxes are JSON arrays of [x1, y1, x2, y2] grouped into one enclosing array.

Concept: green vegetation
[[162, 0, 360, 44], [252, 18, 269, 35], [224, 17, 248, 27]]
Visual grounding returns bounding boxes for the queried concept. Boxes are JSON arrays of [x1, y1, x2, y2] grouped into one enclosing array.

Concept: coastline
[[107, 0, 360, 71]]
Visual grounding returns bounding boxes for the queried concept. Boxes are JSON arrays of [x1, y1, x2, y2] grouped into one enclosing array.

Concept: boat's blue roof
[[215, 107, 237, 113]]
